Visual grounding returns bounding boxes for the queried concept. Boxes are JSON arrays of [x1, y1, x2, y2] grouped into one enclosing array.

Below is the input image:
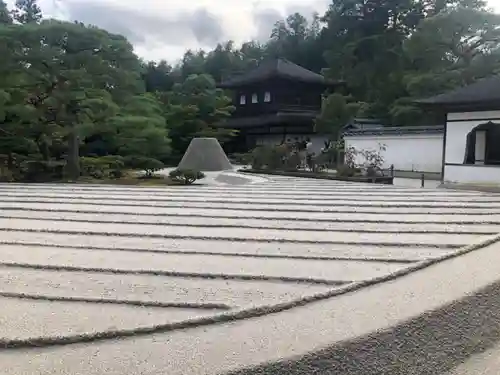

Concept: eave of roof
[[218, 111, 318, 129], [415, 75, 500, 109], [343, 125, 444, 137], [218, 58, 341, 88]]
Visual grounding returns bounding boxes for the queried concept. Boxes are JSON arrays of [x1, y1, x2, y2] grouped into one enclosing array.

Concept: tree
[[315, 93, 357, 139], [321, 0, 425, 119], [3, 20, 145, 179], [107, 94, 171, 161], [142, 60, 174, 93], [160, 74, 235, 159], [266, 13, 326, 71], [0, 0, 12, 24], [390, 6, 500, 125], [13, 0, 42, 24], [405, 7, 500, 87]]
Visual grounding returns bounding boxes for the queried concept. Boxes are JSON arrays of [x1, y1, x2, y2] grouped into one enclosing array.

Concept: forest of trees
[[1, 0, 499, 181]]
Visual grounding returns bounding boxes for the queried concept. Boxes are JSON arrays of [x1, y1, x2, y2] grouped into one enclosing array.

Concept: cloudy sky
[[5, 0, 500, 62]]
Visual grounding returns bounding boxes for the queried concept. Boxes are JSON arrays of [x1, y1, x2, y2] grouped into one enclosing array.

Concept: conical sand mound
[[177, 137, 233, 171]]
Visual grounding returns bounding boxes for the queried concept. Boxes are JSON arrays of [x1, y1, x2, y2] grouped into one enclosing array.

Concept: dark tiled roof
[[416, 75, 500, 106], [342, 119, 384, 131], [218, 59, 338, 88], [343, 125, 444, 137]]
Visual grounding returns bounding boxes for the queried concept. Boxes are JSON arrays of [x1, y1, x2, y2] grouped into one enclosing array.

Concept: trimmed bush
[[123, 156, 164, 178], [21, 160, 66, 182], [336, 165, 358, 177], [80, 156, 124, 179], [169, 169, 205, 185]]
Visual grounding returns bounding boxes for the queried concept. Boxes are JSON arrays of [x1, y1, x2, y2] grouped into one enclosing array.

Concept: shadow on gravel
[[230, 281, 500, 375]]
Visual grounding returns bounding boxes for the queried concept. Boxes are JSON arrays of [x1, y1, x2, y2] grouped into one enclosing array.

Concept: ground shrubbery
[[0, 154, 67, 183], [169, 169, 205, 185], [338, 144, 386, 177], [242, 142, 387, 179], [0, 151, 209, 186], [80, 156, 125, 179], [122, 156, 164, 178], [243, 143, 333, 172]]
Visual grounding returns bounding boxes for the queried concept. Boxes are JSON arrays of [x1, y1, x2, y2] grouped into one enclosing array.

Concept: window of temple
[[264, 91, 271, 102], [239, 95, 246, 105], [252, 93, 258, 103]]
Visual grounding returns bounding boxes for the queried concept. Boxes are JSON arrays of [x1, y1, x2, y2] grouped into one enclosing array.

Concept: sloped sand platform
[[0, 175, 499, 374], [177, 137, 233, 171]]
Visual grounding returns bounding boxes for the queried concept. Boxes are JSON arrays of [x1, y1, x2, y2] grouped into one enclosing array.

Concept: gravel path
[[0, 245, 406, 282], [4, 191, 500, 205], [0, 219, 483, 245], [0, 268, 329, 308], [2, 211, 499, 233], [0, 233, 453, 261], [4, 202, 500, 221], [0, 297, 213, 341], [0, 174, 498, 374], [3, 196, 500, 213]]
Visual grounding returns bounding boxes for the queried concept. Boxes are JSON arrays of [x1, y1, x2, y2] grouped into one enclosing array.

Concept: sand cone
[[177, 138, 233, 172]]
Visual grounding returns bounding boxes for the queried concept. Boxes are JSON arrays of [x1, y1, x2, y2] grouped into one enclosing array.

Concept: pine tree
[[0, 0, 12, 24], [13, 0, 42, 24]]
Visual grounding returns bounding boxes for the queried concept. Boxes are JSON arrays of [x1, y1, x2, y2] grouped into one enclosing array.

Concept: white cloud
[[5, 0, 500, 62], [7, 0, 327, 61]]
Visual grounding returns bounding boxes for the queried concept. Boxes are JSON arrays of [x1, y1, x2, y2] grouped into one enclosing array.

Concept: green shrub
[[230, 152, 252, 166], [169, 169, 205, 185], [336, 165, 359, 177], [0, 167, 13, 182], [80, 156, 124, 179], [123, 156, 164, 178], [21, 160, 66, 182], [250, 144, 291, 170]]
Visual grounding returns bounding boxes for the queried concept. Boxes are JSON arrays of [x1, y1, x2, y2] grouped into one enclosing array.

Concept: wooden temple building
[[217, 58, 344, 153]]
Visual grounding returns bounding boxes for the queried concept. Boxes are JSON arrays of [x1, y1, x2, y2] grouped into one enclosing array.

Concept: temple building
[[217, 58, 344, 154], [418, 75, 500, 185]]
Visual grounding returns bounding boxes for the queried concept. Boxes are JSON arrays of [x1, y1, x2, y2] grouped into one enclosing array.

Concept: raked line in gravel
[[0, 175, 499, 375]]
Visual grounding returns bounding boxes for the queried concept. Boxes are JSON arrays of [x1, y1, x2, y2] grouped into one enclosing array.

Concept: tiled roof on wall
[[416, 75, 500, 106], [343, 125, 444, 137]]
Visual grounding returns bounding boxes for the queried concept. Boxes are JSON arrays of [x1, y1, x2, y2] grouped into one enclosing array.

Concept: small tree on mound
[[169, 169, 205, 185]]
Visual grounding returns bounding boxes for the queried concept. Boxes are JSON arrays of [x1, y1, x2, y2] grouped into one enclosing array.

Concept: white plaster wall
[[444, 165, 500, 184], [344, 134, 443, 173]]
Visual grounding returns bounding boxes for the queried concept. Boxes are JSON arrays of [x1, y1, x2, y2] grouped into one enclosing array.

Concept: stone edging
[[239, 169, 394, 184]]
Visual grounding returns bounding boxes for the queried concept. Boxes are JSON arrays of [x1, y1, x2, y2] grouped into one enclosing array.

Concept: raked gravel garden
[[0, 174, 500, 373]]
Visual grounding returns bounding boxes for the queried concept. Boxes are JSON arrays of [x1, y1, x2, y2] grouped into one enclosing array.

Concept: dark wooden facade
[[217, 59, 344, 153]]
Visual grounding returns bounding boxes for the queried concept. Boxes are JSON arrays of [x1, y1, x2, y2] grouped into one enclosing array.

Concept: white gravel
[[0, 296, 213, 341], [0, 184, 490, 197], [0, 245, 407, 282], [0, 268, 330, 308], [2, 194, 500, 209], [0, 175, 499, 375], [4, 202, 500, 222], [0, 232, 453, 261], [1, 210, 498, 233], [3, 191, 500, 204], [1, 197, 498, 214], [0, 219, 483, 245]]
